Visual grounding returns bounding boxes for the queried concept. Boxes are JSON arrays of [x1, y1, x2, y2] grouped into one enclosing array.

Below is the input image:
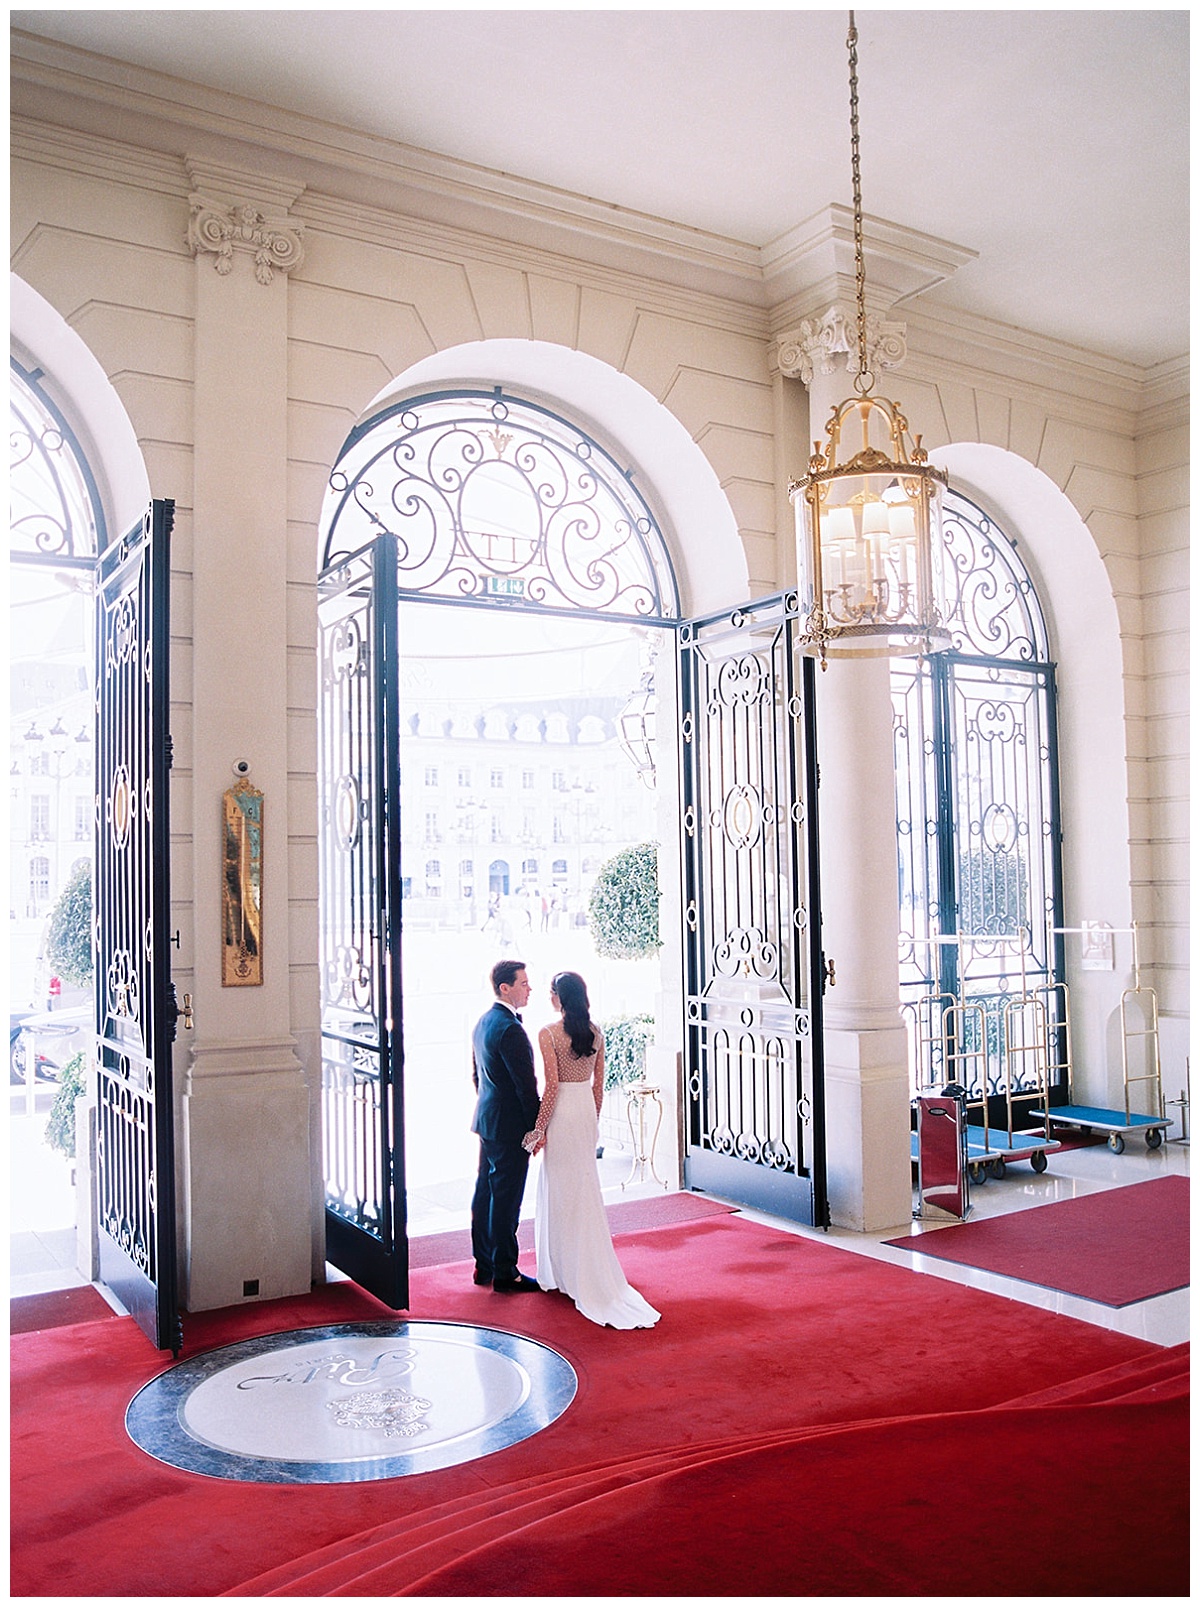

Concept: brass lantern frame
[[791, 12, 951, 665]]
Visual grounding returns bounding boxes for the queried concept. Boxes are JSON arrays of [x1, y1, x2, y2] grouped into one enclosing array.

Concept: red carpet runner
[[885, 1174, 1189, 1306], [10, 1212, 1189, 1597]]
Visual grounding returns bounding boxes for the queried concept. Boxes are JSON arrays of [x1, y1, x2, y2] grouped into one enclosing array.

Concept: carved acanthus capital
[[775, 306, 907, 385], [187, 195, 305, 284]]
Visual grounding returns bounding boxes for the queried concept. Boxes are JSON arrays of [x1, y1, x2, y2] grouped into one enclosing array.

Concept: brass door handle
[[824, 958, 836, 988], [181, 992, 195, 1030]]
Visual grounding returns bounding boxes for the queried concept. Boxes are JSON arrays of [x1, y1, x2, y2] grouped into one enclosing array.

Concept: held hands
[[522, 1129, 546, 1156]]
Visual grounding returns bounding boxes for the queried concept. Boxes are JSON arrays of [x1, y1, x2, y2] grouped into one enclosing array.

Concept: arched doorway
[[11, 287, 180, 1351], [315, 383, 829, 1305], [894, 488, 1065, 1116]]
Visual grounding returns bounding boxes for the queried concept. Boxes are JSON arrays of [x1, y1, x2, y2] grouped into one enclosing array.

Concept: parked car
[[10, 1004, 91, 1085], [9, 1011, 57, 1083]]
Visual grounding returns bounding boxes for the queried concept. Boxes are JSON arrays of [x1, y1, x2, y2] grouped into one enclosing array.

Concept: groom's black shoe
[[472, 1267, 492, 1286], [492, 1273, 541, 1293]]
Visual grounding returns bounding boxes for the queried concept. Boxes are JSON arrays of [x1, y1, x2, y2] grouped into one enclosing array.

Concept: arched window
[[10, 361, 100, 927], [894, 491, 1063, 1104], [10, 358, 104, 566], [321, 388, 678, 621]]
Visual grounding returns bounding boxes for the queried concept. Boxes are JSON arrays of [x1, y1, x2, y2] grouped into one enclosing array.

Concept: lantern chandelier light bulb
[[789, 11, 951, 666]]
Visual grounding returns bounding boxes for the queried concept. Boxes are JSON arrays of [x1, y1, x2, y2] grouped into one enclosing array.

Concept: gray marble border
[[125, 1320, 578, 1484]]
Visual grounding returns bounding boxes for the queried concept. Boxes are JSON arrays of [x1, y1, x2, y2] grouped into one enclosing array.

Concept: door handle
[[181, 992, 195, 1030]]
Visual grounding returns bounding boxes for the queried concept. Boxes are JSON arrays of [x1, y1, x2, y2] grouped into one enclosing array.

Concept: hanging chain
[[847, 11, 872, 395]]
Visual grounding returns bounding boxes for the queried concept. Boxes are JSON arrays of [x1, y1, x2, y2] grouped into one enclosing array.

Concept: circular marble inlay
[[126, 1320, 577, 1484]]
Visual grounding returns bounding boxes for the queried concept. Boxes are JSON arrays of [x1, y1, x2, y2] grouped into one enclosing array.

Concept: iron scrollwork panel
[[317, 538, 407, 1307], [680, 593, 825, 1225], [946, 658, 1063, 1101], [94, 499, 179, 1352]]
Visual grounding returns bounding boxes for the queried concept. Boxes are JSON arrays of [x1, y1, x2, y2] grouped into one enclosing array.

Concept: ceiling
[[10, 8, 1190, 368]]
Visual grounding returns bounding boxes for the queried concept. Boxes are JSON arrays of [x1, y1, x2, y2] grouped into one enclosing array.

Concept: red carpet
[[10, 1213, 1189, 1597], [408, 1187, 733, 1269], [885, 1174, 1189, 1306], [9, 1283, 120, 1334]]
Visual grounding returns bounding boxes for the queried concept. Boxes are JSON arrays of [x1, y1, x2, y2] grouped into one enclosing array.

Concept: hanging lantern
[[790, 13, 951, 665]]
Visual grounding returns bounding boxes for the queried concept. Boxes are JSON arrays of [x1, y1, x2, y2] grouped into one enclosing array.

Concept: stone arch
[[339, 338, 748, 619], [9, 274, 150, 532]]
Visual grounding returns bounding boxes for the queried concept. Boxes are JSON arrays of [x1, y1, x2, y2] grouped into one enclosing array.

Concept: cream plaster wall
[[9, 99, 1188, 1291]]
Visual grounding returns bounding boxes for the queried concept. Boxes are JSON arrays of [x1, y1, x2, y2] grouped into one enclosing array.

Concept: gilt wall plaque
[[222, 779, 263, 986]]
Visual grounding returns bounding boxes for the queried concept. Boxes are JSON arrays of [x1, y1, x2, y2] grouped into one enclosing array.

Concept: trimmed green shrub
[[46, 1050, 86, 1160], [588, 842, 660, 960], [45, 860, 94, 989], [599, 1014, 654, 1092]]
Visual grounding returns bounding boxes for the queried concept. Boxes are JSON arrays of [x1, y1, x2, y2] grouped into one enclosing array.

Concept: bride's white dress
[[532, 1023, 660, 1330]]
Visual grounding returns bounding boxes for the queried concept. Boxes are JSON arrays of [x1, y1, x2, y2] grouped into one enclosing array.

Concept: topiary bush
[[600, 1014, 654, 1092], [46, 1050, 87, 1160], [588, 842, 660, 960], [45, 860, 94, 989]]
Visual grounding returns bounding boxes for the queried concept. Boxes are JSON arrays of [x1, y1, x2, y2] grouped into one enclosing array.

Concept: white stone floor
[[9, 1085, 1190, 1348]]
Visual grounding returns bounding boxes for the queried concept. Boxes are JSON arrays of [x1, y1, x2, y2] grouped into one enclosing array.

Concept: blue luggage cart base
[[1031, 1104, 1171, 1154]]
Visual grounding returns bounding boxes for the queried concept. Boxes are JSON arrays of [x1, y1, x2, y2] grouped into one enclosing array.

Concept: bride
[[524, 971, 660, 1330]]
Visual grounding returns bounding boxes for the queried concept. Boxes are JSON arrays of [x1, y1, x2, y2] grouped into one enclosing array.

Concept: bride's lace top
[[530, 1019, 605, 1140]]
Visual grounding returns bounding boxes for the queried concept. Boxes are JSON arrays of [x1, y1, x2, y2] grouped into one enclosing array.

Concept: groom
[[469, 959, 542, 1292]]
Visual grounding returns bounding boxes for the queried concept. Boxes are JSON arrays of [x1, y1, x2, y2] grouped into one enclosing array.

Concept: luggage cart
[[950, 936, 1061, 1179], [1032, 924, 1172, 1153], [903, 936, 1057, 1184]]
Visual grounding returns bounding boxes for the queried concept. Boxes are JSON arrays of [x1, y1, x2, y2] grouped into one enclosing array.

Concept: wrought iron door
[[94, 499, 180, 1352], [317, 535, 408, 1308], [679, 591, 827, 1225]]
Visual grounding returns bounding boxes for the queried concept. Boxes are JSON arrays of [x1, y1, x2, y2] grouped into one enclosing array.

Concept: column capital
[[187, 196, 305, 284], [184, 158, 306, 284], [773, 305, 907, 386]]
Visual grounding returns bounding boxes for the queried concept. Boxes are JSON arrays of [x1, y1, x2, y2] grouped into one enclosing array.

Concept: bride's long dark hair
[[553, 971, 596, 1059]]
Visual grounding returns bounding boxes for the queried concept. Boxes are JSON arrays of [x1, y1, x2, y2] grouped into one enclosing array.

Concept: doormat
[[10, 1284, 120, 1334], [884, 1175, 1189, 1307], [125, 1320, 576, 1484]]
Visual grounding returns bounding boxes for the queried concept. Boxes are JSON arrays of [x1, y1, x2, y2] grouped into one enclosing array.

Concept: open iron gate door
[[94, 498, 181, 1352], [317, 536, 408, 1308], [679, 590, 828, 1226]]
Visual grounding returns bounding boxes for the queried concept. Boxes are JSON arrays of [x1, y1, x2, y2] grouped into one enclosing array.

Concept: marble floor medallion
[[125, 1320, 577, 1484]]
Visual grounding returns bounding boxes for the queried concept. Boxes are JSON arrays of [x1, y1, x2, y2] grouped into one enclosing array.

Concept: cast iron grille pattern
[[317, 544, 397, 1236], [680, 593, 824, 1223], [10, 359, 103, 567], [321, 389, 678, 622], [94, 502, 178, 1349], [895, 493, 1064, 1103]]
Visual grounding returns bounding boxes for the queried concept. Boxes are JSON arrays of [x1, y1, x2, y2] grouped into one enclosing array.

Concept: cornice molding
[[290, 191, 772, 342], [11, 35, 1188, 425], [11, 32, 763, 304], [763, 203, 978, 314], [11, 112, 186, 197]]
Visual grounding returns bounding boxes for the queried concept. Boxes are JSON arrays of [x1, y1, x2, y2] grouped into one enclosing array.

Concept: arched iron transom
[[10, 359, 105, 568], [320, 389, 678, 620]]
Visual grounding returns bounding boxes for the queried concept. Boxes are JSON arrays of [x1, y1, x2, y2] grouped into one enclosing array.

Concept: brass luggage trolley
[[904, 933, 1060, 1184], [1032, 924, 1172, 1153]]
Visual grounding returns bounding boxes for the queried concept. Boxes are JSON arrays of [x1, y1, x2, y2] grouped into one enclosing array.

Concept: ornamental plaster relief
[[774, 305, 907, 386], [187, 195, 305, 284]]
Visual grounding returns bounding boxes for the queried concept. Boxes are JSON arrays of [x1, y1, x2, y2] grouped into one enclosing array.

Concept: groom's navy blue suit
[[470, 1000, 540, 1285]]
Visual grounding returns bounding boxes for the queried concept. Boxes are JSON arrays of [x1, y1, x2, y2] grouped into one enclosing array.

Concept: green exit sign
[[485, 577, 526, 598]]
